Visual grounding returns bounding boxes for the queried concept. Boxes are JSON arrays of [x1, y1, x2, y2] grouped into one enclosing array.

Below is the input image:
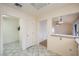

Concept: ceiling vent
[[14, 3, 22, 8], [30, 3, 50, 9]]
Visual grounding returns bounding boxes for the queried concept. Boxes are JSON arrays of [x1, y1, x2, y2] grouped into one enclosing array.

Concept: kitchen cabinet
[[47, 35, 78, 56]]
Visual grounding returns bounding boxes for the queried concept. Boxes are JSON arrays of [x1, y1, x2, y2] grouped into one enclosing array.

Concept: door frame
[[1, 14, 21, 55]]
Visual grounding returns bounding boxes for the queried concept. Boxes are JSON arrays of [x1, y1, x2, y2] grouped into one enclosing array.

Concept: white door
[[3, 16, 19, 44]]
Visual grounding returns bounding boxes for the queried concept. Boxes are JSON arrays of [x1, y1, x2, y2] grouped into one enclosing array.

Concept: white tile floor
[[3, 41, 59, 56]]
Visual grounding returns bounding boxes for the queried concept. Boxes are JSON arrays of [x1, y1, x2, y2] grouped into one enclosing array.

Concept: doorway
[[39, 20, 47, 47], [2, 15, 21, 56]]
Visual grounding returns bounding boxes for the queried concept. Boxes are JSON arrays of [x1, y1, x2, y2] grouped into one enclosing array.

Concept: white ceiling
[[1, 3, 50, 10], [1, 3, 79, 19], [30, 3, 50, 9], [0, 3, 52, 17]]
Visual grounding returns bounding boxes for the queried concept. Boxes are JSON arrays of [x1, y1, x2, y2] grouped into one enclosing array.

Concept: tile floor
[[3, 41, 59, 56]]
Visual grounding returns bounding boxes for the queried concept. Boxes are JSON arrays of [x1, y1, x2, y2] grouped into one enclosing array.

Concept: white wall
[[0, 4, 37, 55], [3, 16, 19, 44]]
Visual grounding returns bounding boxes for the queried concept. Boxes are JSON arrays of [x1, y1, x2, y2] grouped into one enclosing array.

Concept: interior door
[[3, 16, 19, 44]]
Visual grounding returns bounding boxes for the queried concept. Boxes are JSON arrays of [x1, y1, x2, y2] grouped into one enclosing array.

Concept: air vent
[[14, 3, 22, 7]]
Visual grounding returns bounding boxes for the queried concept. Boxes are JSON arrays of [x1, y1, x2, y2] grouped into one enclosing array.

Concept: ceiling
[[1, 3, 51, 10], [30, 3, 50, 9], [0, 3, 66, 16], [1, 3, 79, 18]]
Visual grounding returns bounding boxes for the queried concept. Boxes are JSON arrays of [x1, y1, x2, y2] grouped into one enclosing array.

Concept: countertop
[[51, 34, 79, 38]]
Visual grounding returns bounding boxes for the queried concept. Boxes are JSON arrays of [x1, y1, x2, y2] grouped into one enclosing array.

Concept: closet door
[[25, 19, 36, 48]]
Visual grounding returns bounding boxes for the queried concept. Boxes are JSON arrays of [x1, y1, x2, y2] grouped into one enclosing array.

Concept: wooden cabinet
[[47, 36, 78, 56]]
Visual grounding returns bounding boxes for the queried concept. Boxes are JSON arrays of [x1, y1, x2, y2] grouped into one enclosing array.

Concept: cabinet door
[[60, 37, 77, 55], [47, 36, 78, 56], [47, 36, 62, 55], [61, 37, 77, 56]]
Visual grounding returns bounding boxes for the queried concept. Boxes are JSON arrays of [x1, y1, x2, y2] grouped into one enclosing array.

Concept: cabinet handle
[[60, 37, 62, 40]]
